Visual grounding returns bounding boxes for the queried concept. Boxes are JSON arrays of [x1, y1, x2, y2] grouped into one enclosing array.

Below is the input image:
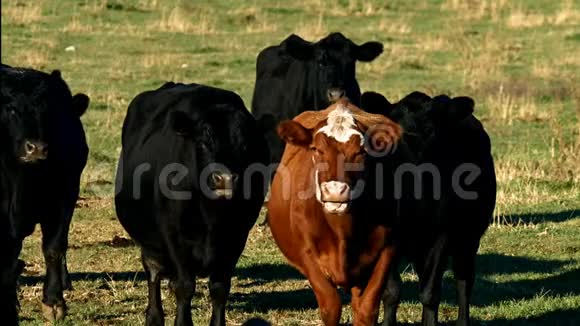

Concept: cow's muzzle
[[327, 88, 346, 103], [320, 181, 350, 214], [208, 171, 238, 199], [20, 140, 48, 163]]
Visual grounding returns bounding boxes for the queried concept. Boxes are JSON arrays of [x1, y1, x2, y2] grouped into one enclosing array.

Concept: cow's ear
[[72, 93, 90, 117], [430, 95, 474, 123], [285, 34, 314, 61], [430, 95, 475, 124], [451, 96, 475, 120], [277, 120, 312, 147], [50, 70, 62, 79], [355, 41, 383, 62], [170, 111, 195, 136], [361, 91, 392, 116]]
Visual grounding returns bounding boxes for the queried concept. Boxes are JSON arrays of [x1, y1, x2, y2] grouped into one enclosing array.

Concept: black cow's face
[[0, 68, 89, 164], [0, 86, 50, 163], [170, 110, 240, 200], [285, 33, 383, 107]]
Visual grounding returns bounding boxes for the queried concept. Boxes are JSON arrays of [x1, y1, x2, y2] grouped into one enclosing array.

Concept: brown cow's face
[[310, 131, 365, 214], [310, 106, 366, 214], [278, 104, 400, 214]]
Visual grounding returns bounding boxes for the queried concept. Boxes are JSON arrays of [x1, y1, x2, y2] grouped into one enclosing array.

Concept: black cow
[[362, 91, 497, 326], [252, 32, 383, 163], [0, 64, 89, 323], [115, 82, 270, 326]]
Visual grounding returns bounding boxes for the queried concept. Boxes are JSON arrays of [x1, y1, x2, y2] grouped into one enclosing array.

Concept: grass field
[[2, 0, 580, 325]]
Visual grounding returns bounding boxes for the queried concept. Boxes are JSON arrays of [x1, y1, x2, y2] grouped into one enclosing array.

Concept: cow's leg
[[40, 212, 69, 321], [143, 252, 164, 326], [59, 177, 82, 291], [173, 268, 195, 326], [417, 234, 448, 326], [60, 250, 72, 290], [451, 240, 479, 326], [166, 239, 195, 326], [352, 246, 396, 326], [209, 273, 232, 326], [302, 257, 341, 326], [1, 238, 23, 325], [381, 260, 401, 326]]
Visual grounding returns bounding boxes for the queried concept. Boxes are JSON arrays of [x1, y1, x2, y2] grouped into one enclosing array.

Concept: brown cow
[[267, 99, 403, 325]]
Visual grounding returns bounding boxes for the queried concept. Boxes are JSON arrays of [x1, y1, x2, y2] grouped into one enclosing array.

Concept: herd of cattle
[[1, 33, 496, 326]]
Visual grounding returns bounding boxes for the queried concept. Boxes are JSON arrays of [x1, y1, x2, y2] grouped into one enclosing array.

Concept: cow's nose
[[320, 181, 350, 202], [23, 140, 48, 161], [327, 88, 346, 102], [209, 171, 238, 199]]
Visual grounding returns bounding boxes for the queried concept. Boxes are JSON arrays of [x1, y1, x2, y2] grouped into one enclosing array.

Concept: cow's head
[[284, 33, 383, 107], [169, 100, 250, 200], [0, 68, 89, 164], [277, 99, 401, 214]]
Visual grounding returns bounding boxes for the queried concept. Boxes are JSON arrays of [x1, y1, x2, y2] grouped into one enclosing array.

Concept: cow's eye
[[197, 142, 208, 151], [9, 109, 16, 116], [310, 147, 322, 155]]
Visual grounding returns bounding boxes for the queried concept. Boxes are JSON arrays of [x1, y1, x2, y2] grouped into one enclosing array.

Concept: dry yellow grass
[[441, 0, 508, 21], [506, 11, 546, 28], [62, 16, 94, 33], [141, 53, 191, 69], [507, 0, 580, 28], [455, 32, 508, 89], [295, 13, 328, 41], [228, 7, 279, 34], [153, 6, 216, 35], [485, 85, 551, 125], [10, 49, 50, 69], [2, 0, 44, 25], [376, 19, 412, 34]]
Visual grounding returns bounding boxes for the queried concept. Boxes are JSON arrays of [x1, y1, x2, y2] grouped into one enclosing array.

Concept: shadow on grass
[[235, 262, 304, 285], [17, 252, 579, 323], [481, 307, 580, 326], [393, 307, 580, 326], [504, 209, 578, 224], [231, 288, 318, 311], [475, 253, 570, 275], [20, 271, 146, 286], [231, 254, 579, 317], [390, 255, 579, 307]]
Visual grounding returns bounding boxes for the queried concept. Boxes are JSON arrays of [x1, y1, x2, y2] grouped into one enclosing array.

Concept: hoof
[[41, 302, 66, 321]]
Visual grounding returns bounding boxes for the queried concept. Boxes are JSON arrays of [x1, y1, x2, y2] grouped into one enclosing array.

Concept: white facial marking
[[316, 105, 364, 145]]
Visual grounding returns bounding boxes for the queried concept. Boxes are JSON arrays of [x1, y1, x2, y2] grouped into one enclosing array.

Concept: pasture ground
[[2, 0, 579, 325]]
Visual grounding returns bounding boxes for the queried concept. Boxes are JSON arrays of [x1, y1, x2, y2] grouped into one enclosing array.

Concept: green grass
[[2, 0, 580, 324]]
